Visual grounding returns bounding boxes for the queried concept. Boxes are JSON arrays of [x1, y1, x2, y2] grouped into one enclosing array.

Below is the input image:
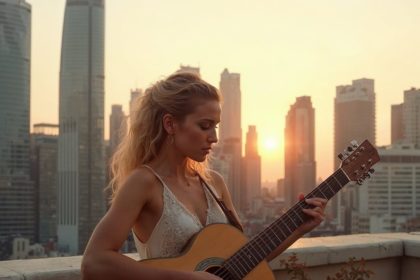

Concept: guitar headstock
[[339, 139, 380, 185]]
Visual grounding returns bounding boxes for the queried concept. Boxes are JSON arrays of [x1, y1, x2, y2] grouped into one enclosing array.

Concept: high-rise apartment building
[[57, 0, 106, 254], [353, 144, 420, 233]]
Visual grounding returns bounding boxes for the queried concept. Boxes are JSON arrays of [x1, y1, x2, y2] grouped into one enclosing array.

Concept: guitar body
[[139, 223, 275, 279]]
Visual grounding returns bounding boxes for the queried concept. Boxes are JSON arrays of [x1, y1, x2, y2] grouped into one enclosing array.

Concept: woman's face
[[174, 100, 221, 162]]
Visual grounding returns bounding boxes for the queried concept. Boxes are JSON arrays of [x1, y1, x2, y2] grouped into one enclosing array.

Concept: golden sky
[[30, 0, 420, 182]]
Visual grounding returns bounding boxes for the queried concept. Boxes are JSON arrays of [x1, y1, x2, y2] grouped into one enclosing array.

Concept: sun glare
[[263, 138, 279, 151]]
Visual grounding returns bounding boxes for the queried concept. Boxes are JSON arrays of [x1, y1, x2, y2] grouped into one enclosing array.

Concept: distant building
[[284, 96, 316, 209], [403, 88, 420, 147], [176, 65, 200, 77], [0, 0, 35, 250], [218, 68, 242, 210], [57, 0, 106, 255], [242, 125, 261, 211], [31, 124, 59, 245], [109, 105, 127, 155], [334, 78, 376, 233], [129, 88, 143, 122], [391, 103, 404, 144], [352, 143, 420, 233]]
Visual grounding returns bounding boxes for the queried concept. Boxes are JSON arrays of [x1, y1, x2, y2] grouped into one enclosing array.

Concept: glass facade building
[[0, 0, 34, 251], [58, 0, 105, 254]]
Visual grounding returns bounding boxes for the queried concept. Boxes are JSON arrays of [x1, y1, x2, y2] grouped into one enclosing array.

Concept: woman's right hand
[[189, 271, 222, 280]]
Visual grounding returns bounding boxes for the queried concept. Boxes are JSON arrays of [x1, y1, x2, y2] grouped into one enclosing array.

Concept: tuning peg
[[347, 146, 354, 152], [357, 179, 364, 185], [369, 168, 375, 174], [351, 140, 359, 147], [338, 153, 346, 160]]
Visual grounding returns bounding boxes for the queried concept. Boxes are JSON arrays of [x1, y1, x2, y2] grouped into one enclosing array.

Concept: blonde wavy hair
[[108, 72, 221, 202]]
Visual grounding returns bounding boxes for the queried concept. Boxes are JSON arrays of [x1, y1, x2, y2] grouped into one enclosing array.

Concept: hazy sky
[[30, 0, 420, 182]]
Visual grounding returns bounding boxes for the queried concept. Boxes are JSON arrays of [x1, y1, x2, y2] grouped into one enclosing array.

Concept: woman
[[81, 72, 327, 280]]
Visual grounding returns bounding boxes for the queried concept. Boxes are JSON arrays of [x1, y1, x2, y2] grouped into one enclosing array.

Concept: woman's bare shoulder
[[207, 169, 227, 197], [113, 166, 159, 203]]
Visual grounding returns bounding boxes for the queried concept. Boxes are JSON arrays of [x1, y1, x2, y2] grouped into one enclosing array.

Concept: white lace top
[[133, 165, 228, 260]]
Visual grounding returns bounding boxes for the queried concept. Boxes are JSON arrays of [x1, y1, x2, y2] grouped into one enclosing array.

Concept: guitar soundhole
[[206, 266, 235, 280]]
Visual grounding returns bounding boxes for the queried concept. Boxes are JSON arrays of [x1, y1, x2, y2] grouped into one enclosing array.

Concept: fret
[[284, 213, 299, 229], [290, 207, 304, 223], [336, 169, 350, 186], [253, 234, 272, 256], [312, 187, 328, 199], [323, 179, 335, 196], [270, 222, 287, 240], [230, 257, 248, 278], [224, 261, 243, 280], [241, 247, 260, 267], [235, 252, 253, 272], [247, 239, 265, 260], [262, 230, 278, 249], [267, 225, 283, 242]]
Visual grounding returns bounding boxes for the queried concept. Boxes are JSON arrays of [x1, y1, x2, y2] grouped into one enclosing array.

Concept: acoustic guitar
[[139, 139, 380, 279]]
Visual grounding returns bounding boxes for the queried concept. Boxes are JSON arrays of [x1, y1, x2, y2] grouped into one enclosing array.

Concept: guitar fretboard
[[220, 168, 350, 279]]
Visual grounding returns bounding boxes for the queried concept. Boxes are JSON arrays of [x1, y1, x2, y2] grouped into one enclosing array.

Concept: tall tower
[[391, 103, 404, 144], [0, 0, 34, 249], [219, 68, 242, 210], [403, 88, 420, 147], [284, 96, 316, 209], [57, 0, 106, 254], [334, 78, 375, 233], [242, 125, 261, 211], [109, 105, 126, 156]]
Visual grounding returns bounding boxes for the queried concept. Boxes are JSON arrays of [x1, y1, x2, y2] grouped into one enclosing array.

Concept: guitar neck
[[222, 168, 350, 279]]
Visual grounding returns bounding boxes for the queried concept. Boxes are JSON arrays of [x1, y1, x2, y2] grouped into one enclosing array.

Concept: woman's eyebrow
[[199, 119, 220, 124]]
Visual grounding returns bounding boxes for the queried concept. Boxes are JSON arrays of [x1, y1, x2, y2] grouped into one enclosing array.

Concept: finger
[[302, 208, 325, 220], [298, 193, 305, 201], [305, 198, 327, 207], [305, 199, 323, 208]]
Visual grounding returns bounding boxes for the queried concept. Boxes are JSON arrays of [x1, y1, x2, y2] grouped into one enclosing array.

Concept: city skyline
[[30, 0, 420, 181]]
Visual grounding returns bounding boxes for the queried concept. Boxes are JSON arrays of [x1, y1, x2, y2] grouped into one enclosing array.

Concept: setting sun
[[263, 137, 279, 152]]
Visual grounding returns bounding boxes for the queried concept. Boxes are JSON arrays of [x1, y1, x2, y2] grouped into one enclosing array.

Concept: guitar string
[[212, 169, 349, 278]]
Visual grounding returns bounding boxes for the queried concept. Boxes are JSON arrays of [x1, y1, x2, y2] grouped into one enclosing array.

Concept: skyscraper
[[57, 0, 106, 254], [391, 103, 404, 144], [129, 88, 143, 121], [284, 96, 316, 209], [403, 88, 420, 147], [334, 78, 376, 168], [334, 78, 376, 233], [219, 68, 242, 209], [242, 125, 261, 210], [0, 0, 34, 250], [109, 105, 126, 155], [31, 124, 59, 245]]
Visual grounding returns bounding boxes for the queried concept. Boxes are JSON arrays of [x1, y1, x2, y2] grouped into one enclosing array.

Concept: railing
[[1, 232, 419, 280]]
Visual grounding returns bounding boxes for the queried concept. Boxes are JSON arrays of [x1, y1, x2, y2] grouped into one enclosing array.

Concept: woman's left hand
[[297, 193, 328, 235]]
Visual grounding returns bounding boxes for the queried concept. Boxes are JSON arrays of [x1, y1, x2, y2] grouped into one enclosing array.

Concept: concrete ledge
[[0, 233, 419, 279]]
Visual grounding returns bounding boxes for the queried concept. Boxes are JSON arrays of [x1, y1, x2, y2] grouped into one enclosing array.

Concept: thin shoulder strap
[[197, 174, 244, 232], [142, 164, 166, 187]]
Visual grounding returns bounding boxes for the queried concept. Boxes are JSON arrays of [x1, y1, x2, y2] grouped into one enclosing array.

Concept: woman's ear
[[162, 113, 176, 134]]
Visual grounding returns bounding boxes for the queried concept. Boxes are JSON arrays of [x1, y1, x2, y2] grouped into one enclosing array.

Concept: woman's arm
[[81, 168, 220, 280]]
